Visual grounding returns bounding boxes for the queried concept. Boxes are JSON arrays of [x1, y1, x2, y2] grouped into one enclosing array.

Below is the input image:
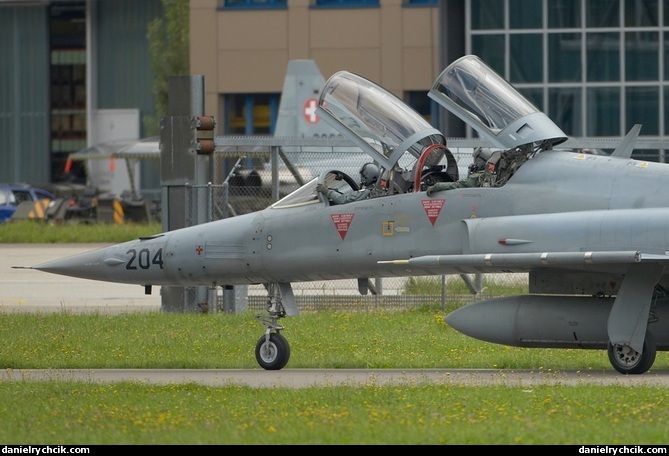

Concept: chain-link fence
[[184, 144, 528, 311]]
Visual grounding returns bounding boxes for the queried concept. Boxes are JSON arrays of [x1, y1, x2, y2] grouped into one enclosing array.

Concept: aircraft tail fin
[[610, 124, 642, 159], [274, 60, 341, 139]]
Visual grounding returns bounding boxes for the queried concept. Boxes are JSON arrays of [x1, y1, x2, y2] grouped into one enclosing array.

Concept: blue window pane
[[405, 91, 434, 125], [223, 0, 287, 9], [625, 31, 659, 81], [518, 88, 544, 112], [315, 0, 379, 6], [626, 86, 659, 135], [471, 0, 504, 29], [509, 0, 542, 29], [510, 34, 543, 83], [666, 40, 669, 80], [586, 0, 620, 27], [225, 93, 279, 135], [586, 33, 620, 82], [404, 0, 437, 5], [548, 0, 581, 28], [549, 87, 582, 136], [624, 0, 658, 26], [586, 87, 620, 136], [665, 87, 669, 134], [548, 33, 582, 82], [471, 35, 505, 75]]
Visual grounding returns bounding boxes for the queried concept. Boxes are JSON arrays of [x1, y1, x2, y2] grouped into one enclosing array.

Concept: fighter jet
[[22, 55, 669, 375]]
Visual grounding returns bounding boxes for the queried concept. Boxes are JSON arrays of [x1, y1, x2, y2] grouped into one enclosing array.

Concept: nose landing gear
[[255, 287, 291, 370]]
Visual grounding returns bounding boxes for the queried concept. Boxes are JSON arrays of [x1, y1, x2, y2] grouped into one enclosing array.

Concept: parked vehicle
[[0, 184, 56, 223]]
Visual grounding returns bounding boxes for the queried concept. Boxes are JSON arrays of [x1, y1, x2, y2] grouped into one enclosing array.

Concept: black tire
[[607, 331, 656, 375], [255, 332, 290, 370]]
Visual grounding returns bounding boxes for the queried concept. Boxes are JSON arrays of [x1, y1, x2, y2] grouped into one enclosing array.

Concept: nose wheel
[[254, 285, 291, 370], [255, 331, 290, 370]]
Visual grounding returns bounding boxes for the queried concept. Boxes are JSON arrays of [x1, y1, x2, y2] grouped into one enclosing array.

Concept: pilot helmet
[[472, 147, 493, 171], [359, 162, 380, 186]]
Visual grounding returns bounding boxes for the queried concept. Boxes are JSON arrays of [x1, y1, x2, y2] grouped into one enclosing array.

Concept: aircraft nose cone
[[31, 247, 122, 282]]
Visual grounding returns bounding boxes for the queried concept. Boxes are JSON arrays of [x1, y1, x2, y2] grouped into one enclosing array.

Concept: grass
[[2, 381, 668, 445], [0, 220, 163, 243], [2, 221, 668, 444], [3, 309, 651, 370], [1, 310, 668, 444]]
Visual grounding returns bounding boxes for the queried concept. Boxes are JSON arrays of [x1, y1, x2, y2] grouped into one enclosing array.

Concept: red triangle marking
[[331, 213, 355, 240], [422, 199, 445, 226]]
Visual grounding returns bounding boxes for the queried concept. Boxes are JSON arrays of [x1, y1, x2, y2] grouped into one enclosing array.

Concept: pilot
[[317, 162, 380, 205], [426, 147, 491, 196]]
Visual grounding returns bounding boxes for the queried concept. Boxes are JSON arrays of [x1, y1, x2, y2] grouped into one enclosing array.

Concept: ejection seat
[[412, 144, 457, 192], [481, 148, 530, 187]]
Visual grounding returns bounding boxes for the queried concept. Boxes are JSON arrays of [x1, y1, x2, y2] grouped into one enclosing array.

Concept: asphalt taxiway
[[3, 368, 669, 387], [1, 243, 161, 314]]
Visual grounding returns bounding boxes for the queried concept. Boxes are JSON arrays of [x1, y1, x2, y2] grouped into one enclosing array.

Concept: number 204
[[126, 248, 164, 270]]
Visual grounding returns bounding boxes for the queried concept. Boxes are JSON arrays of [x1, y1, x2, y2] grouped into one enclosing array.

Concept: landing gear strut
[[255, 284, 291, 370]]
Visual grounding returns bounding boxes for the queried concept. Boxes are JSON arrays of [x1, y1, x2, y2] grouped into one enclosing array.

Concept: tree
[[143, 0, 190, 136]]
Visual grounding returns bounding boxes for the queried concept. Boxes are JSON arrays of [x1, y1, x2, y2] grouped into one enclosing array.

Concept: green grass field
[[0, 220, 163, 243], [1, 310, 668, 444]]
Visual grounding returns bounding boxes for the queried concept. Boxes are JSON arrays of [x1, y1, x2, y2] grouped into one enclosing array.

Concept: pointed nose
[[31, 246, 126, 282]]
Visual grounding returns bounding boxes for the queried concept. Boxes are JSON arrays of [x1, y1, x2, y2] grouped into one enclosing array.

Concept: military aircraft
[[20, 55, 669, 375]]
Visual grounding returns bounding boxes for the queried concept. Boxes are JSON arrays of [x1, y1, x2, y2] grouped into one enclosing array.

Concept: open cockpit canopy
[[429, 55, 567, 151], [317, 71, 445, 172]]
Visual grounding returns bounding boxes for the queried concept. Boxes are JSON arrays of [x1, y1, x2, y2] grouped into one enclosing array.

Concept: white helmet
[[359, 162, 380, 186]]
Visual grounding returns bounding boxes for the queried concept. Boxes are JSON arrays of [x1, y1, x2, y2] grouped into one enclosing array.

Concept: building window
[[548, 0, 581, 28], [548, 33, 581, 83], [405, 91, 438, 127], [625, 31, 659, 81], [50, 1, 87, 184], [221, 0, 286, 9], [471, 0, 504, 29], [549, 87, 582, 136], [224, 94, 279, 135], [626, 86, 659, 135], [404, 0, 437, 5], [665, 88, 669, 133], [586, 0, 620, 27], [510, 34, 543, 83], [586, 87, 620, 136], [624, 0, 658, 27], [467, 0, 668, 156], [586, 33, 620, 82], [314, 0, 379, 7], [509, 0, 542, 29], [471, 34, 505, 75]]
